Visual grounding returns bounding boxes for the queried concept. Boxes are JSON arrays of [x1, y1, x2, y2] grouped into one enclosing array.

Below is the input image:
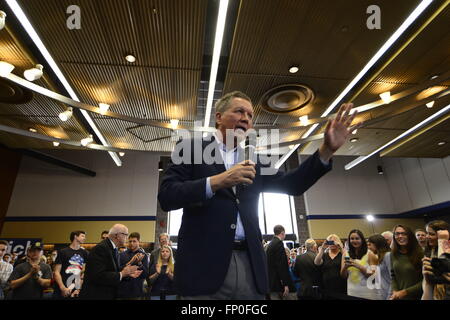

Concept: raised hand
[[319, 103, 361, 161]]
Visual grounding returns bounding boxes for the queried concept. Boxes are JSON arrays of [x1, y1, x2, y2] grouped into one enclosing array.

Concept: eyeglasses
[[394, 232, 407, 237]]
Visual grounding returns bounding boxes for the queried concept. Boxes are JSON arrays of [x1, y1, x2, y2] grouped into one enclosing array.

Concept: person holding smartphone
[[340, 229, 377, 299], [422, 222, 450, 300], [314, 234, 347, 299]]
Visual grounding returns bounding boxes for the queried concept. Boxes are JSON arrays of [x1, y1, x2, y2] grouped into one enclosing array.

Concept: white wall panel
[[400, 158, 432, 209], [7, 151, 159, 218], [383, 157, 413, 212], [304, 155, 450, 216], [419, 158, 450, 204]]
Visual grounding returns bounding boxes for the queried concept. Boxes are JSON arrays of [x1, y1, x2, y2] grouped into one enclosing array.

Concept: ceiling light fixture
[[320, 0, 433, 118], [299, 115, 309, 126], [0, 11, 6, 30], [119, 152, 125, 157], [203, 0, 230, 128], [58, 107, 73, 122], [366, 215, 375, 222], [352, 129, 358, 134], [377, 165, 384, 175], [99, 103, 110, 114], [5, 0, 121, 167], [345, 102, 450, 170], [125, 55, 136, 63], [28, 127, 37, 133], [350, 137, 359, 143], [0, 61, 15, 77], [23, 64, 43, 81], [170, 119, 179, 129], [289, 66, 299, 74], [275, 0, 433, 170], [426, 101, 434, 108], [53, 141, 60, 147], [438, 141, 446, 146], [379, 91, 391, 104], [80, 134, 93, 147]]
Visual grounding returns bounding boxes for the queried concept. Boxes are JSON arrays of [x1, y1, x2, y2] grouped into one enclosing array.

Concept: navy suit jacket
[[158, 137, 331, 296]]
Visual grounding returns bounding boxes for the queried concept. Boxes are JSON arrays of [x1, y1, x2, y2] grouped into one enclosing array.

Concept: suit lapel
[[105, 239, 119, 271]]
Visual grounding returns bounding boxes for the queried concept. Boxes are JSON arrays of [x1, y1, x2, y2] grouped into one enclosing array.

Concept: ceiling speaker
[[259, 84, 314, 114]]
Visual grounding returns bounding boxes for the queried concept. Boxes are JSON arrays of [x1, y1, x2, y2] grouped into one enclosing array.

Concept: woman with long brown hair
[[340, 229, 377, 299], [389, 225, 423, 300], [422, 220, 450, 300]]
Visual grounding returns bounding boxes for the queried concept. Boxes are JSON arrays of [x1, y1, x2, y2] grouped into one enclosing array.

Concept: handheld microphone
[[242, 135, 256, 187]]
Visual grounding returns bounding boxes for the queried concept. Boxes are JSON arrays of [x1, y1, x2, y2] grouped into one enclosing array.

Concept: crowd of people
[[265, 220, 449, 300], [0, 227, 176, 300], [0, 219, 448, 300]]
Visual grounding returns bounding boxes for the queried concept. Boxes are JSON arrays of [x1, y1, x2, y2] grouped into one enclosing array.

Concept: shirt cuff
[[119, 272, 122, 281], [206, 177, 215, 199], [318, 152, 330, 166]]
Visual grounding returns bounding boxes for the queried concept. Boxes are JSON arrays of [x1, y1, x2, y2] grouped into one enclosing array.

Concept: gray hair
[[381, 231, 393, 239], [304, 238, 317, 250], [108, 224, 127, 236], [214, 91, 252, 128]]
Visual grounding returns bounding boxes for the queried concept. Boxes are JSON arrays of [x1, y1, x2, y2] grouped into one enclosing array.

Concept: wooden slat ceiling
[[0, 0, 448, 160]]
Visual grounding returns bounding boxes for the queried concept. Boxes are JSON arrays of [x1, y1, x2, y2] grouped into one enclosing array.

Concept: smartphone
[[325, 240, 335, 245]]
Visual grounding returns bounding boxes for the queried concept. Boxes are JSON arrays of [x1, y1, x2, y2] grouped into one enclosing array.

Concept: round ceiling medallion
[[259, 84, 314, 114], [0, 77, 33, 104]]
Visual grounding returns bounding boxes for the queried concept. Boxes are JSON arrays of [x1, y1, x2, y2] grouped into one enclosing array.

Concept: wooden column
[[0, 146, 22, 234]]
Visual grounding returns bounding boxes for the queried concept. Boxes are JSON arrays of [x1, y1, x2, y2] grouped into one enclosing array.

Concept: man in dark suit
[[80, 224, 142, 300], [266, 225, 296, 300], [294, 238, 322, 299], [158, 91, 358, 299]]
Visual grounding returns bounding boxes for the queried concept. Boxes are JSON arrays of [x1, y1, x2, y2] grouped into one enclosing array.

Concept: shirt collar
[[108, 238, 117, 250], [213, 131, 238, 153]]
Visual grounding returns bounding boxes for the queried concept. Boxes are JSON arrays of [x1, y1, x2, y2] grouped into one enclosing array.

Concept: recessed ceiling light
[[430, 75, 439, 80], [28, 127, 37, 133], [352, 129, 358, 135], [53, 141, 60, 147], [366, 215, 375, 222], [350, 137, 359, 143], [379, 91, 391, 104], [289, 66, 299, 74], [438, 141, 446, 146], [426, 101, 434, 108], [119, 152, 125, 157], [125, 55, 136, 63]]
